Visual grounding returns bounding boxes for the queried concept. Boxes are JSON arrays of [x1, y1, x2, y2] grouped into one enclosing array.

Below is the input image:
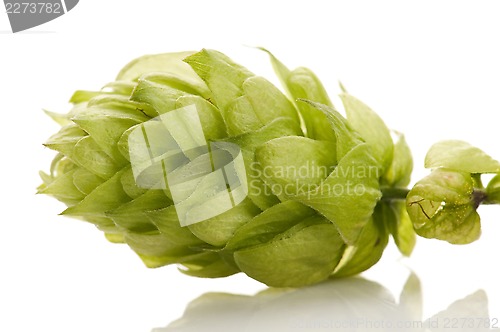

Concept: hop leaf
[[406, 140, 500, 244], [406, 169, 481, 244], [425, 140, 500, 173]]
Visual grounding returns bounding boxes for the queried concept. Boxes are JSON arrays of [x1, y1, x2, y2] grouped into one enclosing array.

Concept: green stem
[[473, 188, 499, 206], [471, 174, 484, 189], [381, 187, 410, 201]]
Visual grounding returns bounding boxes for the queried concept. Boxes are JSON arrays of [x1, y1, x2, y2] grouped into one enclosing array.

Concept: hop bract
[[39, 49, 415, 287]]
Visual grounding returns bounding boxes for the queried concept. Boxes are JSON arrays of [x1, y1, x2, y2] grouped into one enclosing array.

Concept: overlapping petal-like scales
[[40, 49, 416, 287]]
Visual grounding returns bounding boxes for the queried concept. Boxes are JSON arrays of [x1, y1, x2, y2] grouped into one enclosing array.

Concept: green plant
[[38, 49, 500, 287]]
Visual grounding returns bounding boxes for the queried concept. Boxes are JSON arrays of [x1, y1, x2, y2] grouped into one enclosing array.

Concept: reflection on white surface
[[153, 274, 494, 332]]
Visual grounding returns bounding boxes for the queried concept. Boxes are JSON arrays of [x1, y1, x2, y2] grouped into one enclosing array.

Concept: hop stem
[[381, 187, 410, 201], [473, 188, 499, 207]]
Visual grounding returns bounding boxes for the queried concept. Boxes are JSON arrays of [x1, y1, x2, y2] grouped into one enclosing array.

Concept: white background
[[1, 1, 500, 331]]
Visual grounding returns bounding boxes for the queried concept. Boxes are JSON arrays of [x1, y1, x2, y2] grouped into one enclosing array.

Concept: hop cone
[[39, 49, 415, 287]]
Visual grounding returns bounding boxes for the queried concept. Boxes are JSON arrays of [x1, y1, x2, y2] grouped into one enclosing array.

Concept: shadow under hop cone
[[153, 274, 492, 332]]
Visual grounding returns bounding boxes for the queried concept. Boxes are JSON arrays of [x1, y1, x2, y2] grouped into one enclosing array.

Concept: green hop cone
[[39, 49, 416, 287], [407, 140, 500, 244]]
